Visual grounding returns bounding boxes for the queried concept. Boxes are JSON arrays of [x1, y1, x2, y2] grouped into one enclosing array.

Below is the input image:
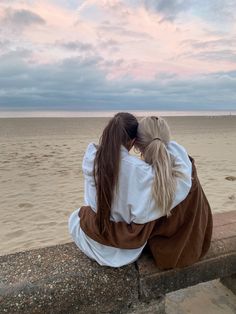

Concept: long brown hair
[[94, 112, 138, 234]]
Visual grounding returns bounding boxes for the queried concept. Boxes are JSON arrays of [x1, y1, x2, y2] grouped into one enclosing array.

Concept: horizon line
[[0, 110, 236, 118]]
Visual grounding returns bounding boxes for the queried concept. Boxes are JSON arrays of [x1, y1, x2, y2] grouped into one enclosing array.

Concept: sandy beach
[[0, 116, 235, 256]]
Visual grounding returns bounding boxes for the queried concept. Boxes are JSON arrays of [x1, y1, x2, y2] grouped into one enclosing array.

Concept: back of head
[[136, 116, 170, 158], [94, 112, 138, 234], [135, 116, 177, 216]]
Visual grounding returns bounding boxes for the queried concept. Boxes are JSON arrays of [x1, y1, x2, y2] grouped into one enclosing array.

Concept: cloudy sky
[[0, 0, 236, 112]]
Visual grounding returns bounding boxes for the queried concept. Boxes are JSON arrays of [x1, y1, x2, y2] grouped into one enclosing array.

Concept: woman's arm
[[79, 206, 156, 249]]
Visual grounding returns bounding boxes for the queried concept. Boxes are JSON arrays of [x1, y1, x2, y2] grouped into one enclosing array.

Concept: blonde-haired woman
[[72, 115, 212, 269], [135, 116, 185, 217]]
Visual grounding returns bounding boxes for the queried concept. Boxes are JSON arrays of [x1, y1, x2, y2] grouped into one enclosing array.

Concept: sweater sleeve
[[82, 143, 97, 177], [168, 141, 192, 208], [82, 143, 97, 208]]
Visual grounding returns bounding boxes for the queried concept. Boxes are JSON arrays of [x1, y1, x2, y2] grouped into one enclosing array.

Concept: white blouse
[[68, 141, 192, 267]]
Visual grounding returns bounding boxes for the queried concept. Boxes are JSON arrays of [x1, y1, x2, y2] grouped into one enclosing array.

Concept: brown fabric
[[79, 157, 213, 269], [79, 206, 156, 249]]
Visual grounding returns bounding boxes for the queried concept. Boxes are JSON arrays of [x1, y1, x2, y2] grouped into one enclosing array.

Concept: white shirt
[[68, 141, 192, 267]]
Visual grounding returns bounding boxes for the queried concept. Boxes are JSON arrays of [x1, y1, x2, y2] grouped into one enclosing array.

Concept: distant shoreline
[[0, 110, 236, 118]]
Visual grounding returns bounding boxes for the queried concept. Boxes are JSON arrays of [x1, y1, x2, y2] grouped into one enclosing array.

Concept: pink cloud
[[0, 0, 235, 78]]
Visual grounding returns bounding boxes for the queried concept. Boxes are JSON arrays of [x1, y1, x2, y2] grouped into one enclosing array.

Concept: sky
[[0, 0, 236, 112]]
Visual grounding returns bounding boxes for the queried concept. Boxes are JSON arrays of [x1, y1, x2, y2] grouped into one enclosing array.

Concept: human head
[[94, 112, 138, 234], [135, 116, 171, 157], [135, 116, 175, 216], [100, 112, 138, 151]]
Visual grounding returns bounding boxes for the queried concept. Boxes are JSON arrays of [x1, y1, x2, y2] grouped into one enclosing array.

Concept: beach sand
[[0, 116, 235, 256], [1, 116, 236, 313]]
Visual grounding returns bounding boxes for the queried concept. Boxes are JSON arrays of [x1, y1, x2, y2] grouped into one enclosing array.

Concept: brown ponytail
[[94, 112, 138, 234]]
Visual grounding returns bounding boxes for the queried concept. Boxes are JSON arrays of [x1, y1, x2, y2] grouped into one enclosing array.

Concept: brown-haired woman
[[68, 113, 194, 267]]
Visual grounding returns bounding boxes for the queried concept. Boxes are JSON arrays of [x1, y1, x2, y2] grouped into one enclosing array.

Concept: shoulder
[[168, 140, 192, 186], [167, 141, 191, 165], [121, 154, 154, 182], [167, 141, 188, 156], [123, 154, 152, 171], [83, 143, 98, 163], [82, 143, 97, 176], [85, 143, 97, 157]]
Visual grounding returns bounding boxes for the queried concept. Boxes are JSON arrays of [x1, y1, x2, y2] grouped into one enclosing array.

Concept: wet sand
[[0, 116, 235, 256]]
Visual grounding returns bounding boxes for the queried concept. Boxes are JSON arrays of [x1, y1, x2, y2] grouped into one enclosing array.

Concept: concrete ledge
[[137, 211, 236, 299], [221, 274, 236, 294], [0, 211, 236, 313], [0, 243, 139, 313], [138, 253, 236, 301]]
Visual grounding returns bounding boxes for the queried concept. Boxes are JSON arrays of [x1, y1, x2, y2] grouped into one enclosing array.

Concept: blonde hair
[[135, 116, 183, 216]]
